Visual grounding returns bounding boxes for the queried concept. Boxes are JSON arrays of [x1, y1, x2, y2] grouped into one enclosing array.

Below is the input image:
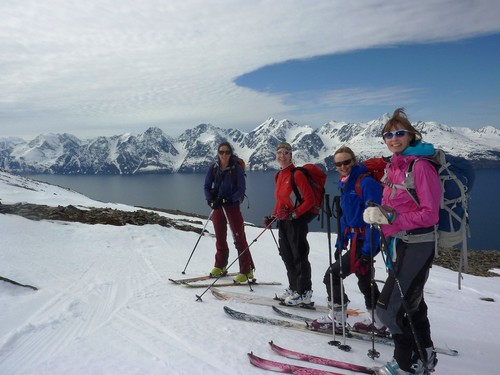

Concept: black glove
[[334, 247, 342, 261], [334, 239, 345, 261], [208, 198, 223, 209], [362, 254, 373, 265], [222, 198, 232, 205], [263, 215, 275, 227]]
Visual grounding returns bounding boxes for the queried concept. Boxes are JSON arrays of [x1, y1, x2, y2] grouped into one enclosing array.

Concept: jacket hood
[[401, 141, 435, 156]]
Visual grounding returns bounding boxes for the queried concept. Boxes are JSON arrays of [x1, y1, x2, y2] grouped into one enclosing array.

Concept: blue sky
[[236, 35, 500, 129], [1, 1, 499, 140]]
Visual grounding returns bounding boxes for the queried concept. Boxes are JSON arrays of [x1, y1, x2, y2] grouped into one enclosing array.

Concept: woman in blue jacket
[[204, 141, 254, 283], [311, 146, 383, 332]]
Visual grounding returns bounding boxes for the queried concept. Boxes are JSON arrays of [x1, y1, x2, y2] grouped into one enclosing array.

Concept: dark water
[[28, 169, 500, 251]]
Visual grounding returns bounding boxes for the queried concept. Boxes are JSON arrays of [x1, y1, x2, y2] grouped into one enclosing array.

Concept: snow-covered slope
[[1, 172, 499, 374]]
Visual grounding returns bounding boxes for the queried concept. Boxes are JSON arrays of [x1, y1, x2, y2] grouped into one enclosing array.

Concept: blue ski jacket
[[204, 155, 246, 206], [336, 163, 382, 257]]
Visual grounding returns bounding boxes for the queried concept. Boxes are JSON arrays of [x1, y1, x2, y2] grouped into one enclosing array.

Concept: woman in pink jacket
[[363, 108, 440, 375]]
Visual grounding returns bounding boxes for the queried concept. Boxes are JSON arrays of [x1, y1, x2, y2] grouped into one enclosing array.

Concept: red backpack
[[355, 157, 388, 198], [290, 164, 327, 216]]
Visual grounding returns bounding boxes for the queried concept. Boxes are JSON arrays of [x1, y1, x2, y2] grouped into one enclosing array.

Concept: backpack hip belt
[[393, 226, 436, 244], [347, 227, 365, 234]]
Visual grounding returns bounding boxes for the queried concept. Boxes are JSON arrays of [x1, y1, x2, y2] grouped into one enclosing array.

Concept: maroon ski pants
[[211, 205, 253, 274]]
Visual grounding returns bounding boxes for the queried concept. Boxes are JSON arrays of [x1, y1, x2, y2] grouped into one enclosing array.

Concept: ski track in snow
[[0, 224, 171, 373]]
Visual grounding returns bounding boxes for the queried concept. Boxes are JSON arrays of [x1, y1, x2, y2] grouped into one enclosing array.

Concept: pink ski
[[269, 341, 374, 374], [248, 352, 347, 375]]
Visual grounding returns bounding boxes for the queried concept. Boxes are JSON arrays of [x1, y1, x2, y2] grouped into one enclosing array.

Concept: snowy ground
[[1, 171, 499, 374]]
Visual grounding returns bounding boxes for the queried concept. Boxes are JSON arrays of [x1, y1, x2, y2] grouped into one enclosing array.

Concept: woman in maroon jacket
[[267, 141, 315, 306]]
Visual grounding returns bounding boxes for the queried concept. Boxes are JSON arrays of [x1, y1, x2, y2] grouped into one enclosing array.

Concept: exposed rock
[[0, 202, 204, 234], [433, 248, 500, 277]]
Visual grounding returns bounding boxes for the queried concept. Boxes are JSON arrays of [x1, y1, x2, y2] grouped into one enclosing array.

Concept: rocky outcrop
[[0, 203, 205, 234]]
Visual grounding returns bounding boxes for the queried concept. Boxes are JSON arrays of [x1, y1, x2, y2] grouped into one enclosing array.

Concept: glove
[[222, 198, 232, 205], [334, 238, 346, 260], [208, 197, 223, 209], [263, 215, 275, 227], [354, 254, 371, 275], [276, 208, 292, 221], [363, 206, 394, 225]]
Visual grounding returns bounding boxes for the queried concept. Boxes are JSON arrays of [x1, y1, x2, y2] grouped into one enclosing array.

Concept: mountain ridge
[[1, 116, 499, 174]]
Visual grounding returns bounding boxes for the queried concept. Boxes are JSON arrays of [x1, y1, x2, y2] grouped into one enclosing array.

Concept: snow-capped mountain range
[[1, 116, 499, 174]]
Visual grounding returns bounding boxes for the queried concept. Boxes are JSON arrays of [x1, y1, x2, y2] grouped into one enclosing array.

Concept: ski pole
[[367, 201, 429, 372], [195, 216, 278, 302], [367, 223, 380, 359], [182, 209, 214, 274], [325, 194, 340, 347], [334, 195, 351, 352], [268, 222, 280, 251]]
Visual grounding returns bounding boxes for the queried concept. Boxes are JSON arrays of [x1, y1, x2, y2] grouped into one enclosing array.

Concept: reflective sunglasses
[[277, 150, 291, 156], [383, 129, 409, 139], [218, 150, 231, 155], [334, 159, 352, 167]]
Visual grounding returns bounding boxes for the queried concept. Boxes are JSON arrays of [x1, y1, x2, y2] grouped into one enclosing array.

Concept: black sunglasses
[[383, 129, 409, 140], [218, 150, 231, 155], [334, 159, 352, 168]]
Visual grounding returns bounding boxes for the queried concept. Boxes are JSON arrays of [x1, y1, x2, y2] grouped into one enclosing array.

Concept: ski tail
[[248, 352, 347, 375], [269, 341, 374, 374]]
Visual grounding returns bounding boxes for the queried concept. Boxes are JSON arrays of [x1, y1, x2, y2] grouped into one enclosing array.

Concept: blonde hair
[[333, 145, 357, 163]]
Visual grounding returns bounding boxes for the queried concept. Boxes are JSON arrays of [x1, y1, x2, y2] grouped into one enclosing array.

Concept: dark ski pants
[[277, 215, 312, 295], [376, 240, 435, 372], [211, 205, 253, 274], [323, 240, 380, 309]]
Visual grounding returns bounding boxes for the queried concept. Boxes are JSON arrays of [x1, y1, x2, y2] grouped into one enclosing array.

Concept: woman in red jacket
[[268, 141, 316, 306]]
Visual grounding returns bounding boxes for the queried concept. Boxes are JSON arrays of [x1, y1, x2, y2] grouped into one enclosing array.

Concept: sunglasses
[[218, 150, 231, 155], [276, 150, 291, 156], [334, 159, 352, 168], [383, 129, 409, 140]]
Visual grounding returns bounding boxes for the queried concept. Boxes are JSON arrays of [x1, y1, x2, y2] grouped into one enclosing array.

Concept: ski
[[272, 305, 363, 322], [211, 287, 330, 313], [168, 272, 238, 285], [269, 341, 374, 374], [248, 352, 346, 375], [223, 306, 458, 356], [272, 306, 457, 357], [181, 280, 282, 288], [0, 276, 38, 291]]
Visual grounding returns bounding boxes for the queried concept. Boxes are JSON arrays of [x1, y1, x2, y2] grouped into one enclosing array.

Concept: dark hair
[[382, 107, 422, 144], [333, 145, 357, 164], [217, 141, 233, 154]]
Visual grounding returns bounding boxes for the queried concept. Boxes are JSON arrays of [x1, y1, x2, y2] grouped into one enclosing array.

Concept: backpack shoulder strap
[[355, 173, 369, 199], [289, 167, 302, 203]]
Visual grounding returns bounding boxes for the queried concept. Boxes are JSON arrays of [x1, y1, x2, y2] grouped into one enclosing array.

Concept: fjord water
[[29, 169, 499, 251]]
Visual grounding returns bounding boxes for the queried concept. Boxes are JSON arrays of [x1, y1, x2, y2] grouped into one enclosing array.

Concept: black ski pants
[[323, 239, 380, 309], [277, 214, 313, 294], [376, 240, 435, 372]]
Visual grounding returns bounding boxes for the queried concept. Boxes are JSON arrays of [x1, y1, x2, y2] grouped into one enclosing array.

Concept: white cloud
[[1, 0, 499, 138]]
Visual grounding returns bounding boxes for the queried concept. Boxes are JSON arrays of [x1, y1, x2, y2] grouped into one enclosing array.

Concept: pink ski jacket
[[381, 153, 441, 238]]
